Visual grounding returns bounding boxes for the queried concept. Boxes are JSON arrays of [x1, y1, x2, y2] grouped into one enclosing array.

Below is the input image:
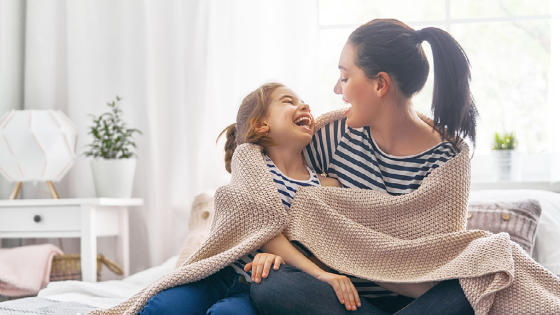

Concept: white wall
[[0, 0, 26, 199]]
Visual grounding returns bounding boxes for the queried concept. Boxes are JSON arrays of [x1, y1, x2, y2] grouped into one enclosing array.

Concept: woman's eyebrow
[[338, 65, 347, 71]]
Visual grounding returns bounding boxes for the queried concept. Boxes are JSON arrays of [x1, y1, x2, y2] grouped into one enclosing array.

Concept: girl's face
[[334, 43, 380, 128], [261, 87, 314, 149]]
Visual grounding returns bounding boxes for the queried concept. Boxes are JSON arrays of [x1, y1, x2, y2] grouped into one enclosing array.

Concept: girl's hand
[[244, 253, 285, 283], [316, 272, 361, 311]]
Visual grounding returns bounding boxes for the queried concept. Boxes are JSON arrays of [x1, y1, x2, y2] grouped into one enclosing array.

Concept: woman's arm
[[317, 174, 341, 187]]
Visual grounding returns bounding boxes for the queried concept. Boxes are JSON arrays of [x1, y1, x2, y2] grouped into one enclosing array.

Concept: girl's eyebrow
[[279, 95, 304, 104], [279, 95, 295, 101]]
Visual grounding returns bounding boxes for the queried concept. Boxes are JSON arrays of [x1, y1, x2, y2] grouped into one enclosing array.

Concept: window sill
[[471, 180, 560, 193]]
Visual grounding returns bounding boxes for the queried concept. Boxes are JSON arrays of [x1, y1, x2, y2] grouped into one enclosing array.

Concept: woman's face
[[334, 43, 380, 128], [263, 87, 314, 149]]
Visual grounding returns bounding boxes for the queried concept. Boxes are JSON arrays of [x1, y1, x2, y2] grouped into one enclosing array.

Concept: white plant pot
[[91, 159, 137, 198], [491, 150, 519, 181]]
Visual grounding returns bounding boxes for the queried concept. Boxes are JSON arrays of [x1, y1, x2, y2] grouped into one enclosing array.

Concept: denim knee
[[206, 292, 257, 315], [250, 264, 294, 305], [138, 288, 193, 315]]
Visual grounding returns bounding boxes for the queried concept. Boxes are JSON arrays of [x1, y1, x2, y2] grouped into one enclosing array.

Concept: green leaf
[[84, 96, 142, 158], [493, 132, 517, 150]]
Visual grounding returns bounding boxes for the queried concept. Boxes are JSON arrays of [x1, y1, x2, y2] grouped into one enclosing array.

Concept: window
[[317, 0, 552, 155]]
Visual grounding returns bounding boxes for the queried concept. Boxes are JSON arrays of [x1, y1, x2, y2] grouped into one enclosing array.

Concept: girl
[[138, 82, 364, 315], [250, 19, 478, 315]]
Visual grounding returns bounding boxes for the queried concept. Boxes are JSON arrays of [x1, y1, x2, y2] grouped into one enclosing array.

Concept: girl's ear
[[374, 72, 391, 98], [251, 117, 270, 134]]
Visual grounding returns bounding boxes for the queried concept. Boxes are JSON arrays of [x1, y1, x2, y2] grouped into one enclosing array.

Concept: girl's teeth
[[295, 117, 311, 128]]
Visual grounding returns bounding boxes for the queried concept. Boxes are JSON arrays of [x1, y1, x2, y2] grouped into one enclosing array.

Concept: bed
[[0, 255, 178, 315], [1, 189, 560, 314]]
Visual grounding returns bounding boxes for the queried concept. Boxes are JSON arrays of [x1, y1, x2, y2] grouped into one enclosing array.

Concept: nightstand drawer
[[0, 206, 80, 232]]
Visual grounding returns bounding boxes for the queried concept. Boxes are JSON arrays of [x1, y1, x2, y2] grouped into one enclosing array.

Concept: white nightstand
[[0, 198, 143, 282]]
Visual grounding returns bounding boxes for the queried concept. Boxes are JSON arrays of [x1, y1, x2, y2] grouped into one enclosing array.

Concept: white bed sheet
[[37, 255, 178, 309]]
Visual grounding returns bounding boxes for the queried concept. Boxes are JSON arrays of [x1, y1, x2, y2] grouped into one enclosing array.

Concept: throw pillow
[[175, 191, 215, 268], [467, 199, 542, 257]]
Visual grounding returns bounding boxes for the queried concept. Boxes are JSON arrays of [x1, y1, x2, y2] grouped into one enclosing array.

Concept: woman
[[249, 18, 478, 315]]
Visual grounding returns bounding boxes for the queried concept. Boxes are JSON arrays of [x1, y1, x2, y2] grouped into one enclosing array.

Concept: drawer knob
[[34, 215, 42, 223]]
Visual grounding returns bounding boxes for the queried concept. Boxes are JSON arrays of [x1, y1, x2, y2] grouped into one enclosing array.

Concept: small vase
[[91, 159, 137, 198], [491, 150, 519, 181]]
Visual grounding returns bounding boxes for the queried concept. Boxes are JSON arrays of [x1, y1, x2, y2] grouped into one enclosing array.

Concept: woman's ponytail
[[416, 27, 479, 147], [348, 19, 479, 149], [217, 123, 237, 173]]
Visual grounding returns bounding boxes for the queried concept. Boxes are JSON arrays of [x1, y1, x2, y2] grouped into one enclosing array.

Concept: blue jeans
[[250, 265, 474, 315], [138, 266, 258, 315]]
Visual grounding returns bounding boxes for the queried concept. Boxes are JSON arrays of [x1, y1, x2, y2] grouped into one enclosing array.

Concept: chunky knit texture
[[89, 110, 560, 315]]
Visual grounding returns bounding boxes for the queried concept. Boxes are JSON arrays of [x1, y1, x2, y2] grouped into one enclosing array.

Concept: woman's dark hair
[[217, 82, 283, 173], [348, 19, 478, 148]]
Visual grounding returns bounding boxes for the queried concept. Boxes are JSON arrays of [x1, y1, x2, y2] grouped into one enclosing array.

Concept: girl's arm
[[246, 233, 361, 311], [260, 233, 326, 278]]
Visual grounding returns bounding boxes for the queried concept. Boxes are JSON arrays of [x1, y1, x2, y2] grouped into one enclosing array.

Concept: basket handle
[[97, 254, 124, 275]]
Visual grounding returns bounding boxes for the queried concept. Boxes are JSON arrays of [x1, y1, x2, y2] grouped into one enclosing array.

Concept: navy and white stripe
[[231, 155, 321, 282], [304, 119, 457, 195], [264, 155, 321, 210], [303, 118, 458, 298]]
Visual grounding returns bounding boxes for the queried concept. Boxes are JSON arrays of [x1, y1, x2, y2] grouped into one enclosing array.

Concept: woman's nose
[[334, 79, 342, 94]]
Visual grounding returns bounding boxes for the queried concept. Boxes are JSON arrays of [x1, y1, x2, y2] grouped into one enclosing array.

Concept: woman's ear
[[251, 117, 270, 134], [374, 72, 391, 98]]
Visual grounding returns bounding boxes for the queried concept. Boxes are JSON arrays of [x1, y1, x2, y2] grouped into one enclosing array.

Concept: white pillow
[[469, 189, 560, 275]]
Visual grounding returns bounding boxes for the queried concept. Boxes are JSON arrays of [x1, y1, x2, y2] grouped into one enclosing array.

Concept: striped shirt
[[303, 118, 458, 298], [230, 154, 320, 282]]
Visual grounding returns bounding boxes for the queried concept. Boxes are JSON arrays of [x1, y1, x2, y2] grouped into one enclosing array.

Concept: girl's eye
[[283, 100, 294, 104]]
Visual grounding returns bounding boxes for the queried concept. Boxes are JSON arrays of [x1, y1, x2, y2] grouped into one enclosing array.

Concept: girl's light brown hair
[[217, 82, 284, 173]]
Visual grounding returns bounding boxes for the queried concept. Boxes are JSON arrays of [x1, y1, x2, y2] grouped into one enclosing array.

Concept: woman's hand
[[317, 272, 361, 311], [244, 253, 285, 283]]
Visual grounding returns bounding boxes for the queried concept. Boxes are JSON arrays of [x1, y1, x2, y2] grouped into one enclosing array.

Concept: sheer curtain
[[6, 0, 319, 275], [550, 0, 560, 184]]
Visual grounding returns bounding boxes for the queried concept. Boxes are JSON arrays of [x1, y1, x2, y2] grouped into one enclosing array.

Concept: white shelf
[[0, 198, 144, 207], [0, 198, 142, 282]]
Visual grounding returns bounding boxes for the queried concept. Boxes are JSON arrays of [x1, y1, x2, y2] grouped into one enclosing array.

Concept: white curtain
[[0, 0, 26, 199], [6, 0, 319, 275], [549, 0, 560, 183]]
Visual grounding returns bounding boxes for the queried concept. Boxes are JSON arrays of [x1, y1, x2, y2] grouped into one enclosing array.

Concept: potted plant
[[491, 132, 519, 181], [85, 96, 142, 198]]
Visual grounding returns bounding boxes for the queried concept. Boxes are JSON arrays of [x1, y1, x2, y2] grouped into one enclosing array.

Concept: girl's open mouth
[[294, 115, 313, 131]]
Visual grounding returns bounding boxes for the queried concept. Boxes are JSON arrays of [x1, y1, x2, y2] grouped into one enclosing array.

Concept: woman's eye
[[341, 79, 348, 83]]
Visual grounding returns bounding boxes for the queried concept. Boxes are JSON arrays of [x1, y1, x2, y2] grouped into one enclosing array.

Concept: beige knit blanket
[[90, 110, 560, 315]]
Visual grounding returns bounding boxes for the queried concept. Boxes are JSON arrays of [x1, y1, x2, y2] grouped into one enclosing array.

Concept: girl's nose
[[299, 103, 310, 113]]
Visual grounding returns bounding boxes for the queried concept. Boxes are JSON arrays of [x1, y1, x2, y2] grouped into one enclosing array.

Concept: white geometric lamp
[[0, 110, 78, 199]]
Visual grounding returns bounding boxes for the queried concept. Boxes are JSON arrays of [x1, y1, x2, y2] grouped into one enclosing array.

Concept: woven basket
[[50, 254, 124, 282]]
